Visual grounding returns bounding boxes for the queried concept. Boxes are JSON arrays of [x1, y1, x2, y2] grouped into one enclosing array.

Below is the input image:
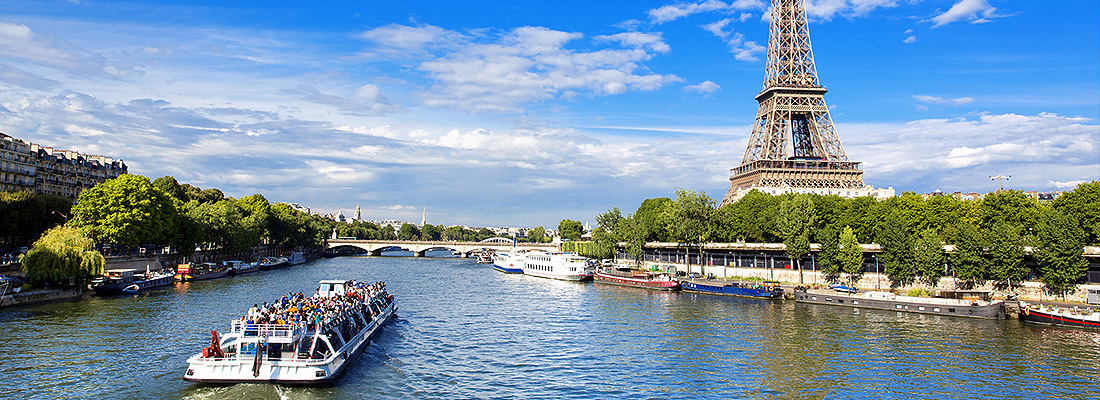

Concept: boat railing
[[230, 320, 304, 338]]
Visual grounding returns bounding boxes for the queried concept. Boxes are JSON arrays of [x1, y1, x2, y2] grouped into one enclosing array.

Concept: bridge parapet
[[326, 239, 559, 256]]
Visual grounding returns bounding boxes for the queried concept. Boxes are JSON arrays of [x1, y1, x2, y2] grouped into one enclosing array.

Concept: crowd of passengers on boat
[[240, 281, 391, 331]]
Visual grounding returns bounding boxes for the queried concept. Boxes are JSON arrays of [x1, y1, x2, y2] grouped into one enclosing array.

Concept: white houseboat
[[183, 280, 397, 384], [521, 252, 593, 281]]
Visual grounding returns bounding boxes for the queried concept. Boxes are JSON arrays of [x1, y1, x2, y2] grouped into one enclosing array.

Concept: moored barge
[[1018, 301, 1100, 330], [175, 263, 229, 282], [594, 266, 679, 291], [680, 279, 784, 299], [183, 279, 397, 384], [795, 289, 1005, 319]]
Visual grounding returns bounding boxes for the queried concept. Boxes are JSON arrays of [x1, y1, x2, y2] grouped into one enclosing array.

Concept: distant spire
[[355, 204, 361, 221], [421, 208, 426, 227]]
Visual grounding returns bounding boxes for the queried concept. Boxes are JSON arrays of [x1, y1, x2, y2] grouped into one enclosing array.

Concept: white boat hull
[[183, 301, 396, 384]]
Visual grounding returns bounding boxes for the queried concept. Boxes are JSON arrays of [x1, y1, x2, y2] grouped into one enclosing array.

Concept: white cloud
[[913, 95, 975, 106], [594, 32, 671, 53], [845, 112, 1099, 191], [903, 36, 916, 44], [703, 20, 766, 61], [1049, 180, 1086, 189], [358, 23, 461, 53], [648, 0, 765, 24], [392, 26, 681, 113], [803, 0, 902, 20], [932, 0, 999, 27], [685, 80, 721, 94]]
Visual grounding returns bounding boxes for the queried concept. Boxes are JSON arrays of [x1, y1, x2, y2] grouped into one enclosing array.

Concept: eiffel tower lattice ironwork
[[720, 0, 869, 206]]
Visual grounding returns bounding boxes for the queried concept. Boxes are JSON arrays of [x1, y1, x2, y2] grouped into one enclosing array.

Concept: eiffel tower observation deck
[[720, 0, 893, 206]]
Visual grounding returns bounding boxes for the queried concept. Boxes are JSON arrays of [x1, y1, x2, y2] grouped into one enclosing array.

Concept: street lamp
[[873, 254, 880, 290]]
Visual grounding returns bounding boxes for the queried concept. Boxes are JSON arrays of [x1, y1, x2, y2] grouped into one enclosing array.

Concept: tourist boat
[[258, 256, 289, 270], [174, 263, 229, 282], [122, 268, 175, 294], [521, 252, 593, 281], [680, 279, 784, 299], [594, 266, 680, 291], [88, 269, 137, 295], [226, 260, 260, 275], [284, 252, 307, 266], [1018, 301, 1100, 330], [492, 251, 523, 274], [794, 289, 1005, 319], [183, 280, 397, 384]]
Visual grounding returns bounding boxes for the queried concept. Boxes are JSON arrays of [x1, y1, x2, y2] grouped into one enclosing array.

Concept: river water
[[2, 255, 1098, 399]]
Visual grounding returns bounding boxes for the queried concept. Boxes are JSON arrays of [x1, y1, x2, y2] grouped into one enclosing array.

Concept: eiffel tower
[[720, 0, 890, 205]]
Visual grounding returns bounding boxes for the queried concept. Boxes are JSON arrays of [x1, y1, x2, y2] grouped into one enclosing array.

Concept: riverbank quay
[[0, 287, 82, 308], [624, 258, 1100, 306]]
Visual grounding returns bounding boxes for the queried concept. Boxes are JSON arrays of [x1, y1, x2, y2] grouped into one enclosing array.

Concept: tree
[[616, 215, 646, 266], [714, 190, 779, 243], [979, 190, 1039, 232], [558, 219, 583, 241], [1052, 181, 1100, 245], [988, 220, 1027, 289], [816, 227, 842, 282], [69, 174, 179, 247], [527, 226, 546, 243], [198, 188, 225, 204], [421, 224, 442, 241], [838, 226, 864, 287], [595, 208, 623, 232], [588, 228, 616, 259], [947, 221, 987, 289], [151, 176, 187, 202], [398, 223, 421, 241], [876, 212, 914, 285], [1034, 208, 1088, 298], [663, 189, 716, 275], [21, 226, 104, 285], [778, 195, 816, 283], [0, 191, 71, 249], [912, 229, 945, 287], [635, 197, 672, 242]]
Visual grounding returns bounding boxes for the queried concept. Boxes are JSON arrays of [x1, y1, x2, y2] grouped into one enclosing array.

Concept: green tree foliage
[[421, 224, 442, 241], [876, 212, 914, 285], [947, 221, 987, 288], [1052, 181, 1100, 245], [635, 197, 672, 242], [558, 219, 584, 241], [816, 227, 842, 281], [987, 220, 1027, 287], [476, 227, 494, 241], [198, 188, 226, 204], [586, 228, 616, 259], [21, 226, 104, 284], [714, 190, 779, 243], [663, 189, 716, 244], [912, 229, 945, 287], [527, 226, 547, 243], [595, 208, 623, 232], [187, 200, 257, 252], [398, 223, 421, 241], [616, 215, 646, 266], [778, 195, 815, 283], [1034, 208, 1088, 297], [0, 191, 71, 249], [69, 174, 179, 247], [838, 226, 864, 286], [979, 190, 1039, 232], [151, 176, 187, 202]]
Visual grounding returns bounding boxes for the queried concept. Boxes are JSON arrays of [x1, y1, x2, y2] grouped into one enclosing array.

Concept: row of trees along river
[[5, 174, 532, 287], [565, 181, 1098, 297]]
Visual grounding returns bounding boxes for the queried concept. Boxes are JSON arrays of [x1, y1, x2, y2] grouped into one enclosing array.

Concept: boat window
[[329, 331, 345, 350]]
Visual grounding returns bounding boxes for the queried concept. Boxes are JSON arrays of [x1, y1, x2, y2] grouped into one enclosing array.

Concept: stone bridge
[[325, 238, 560, 257]]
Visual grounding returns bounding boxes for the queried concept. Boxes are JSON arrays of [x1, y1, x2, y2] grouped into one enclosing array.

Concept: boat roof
[[318, 279, 351, 284], [106, 268, 137, 273]]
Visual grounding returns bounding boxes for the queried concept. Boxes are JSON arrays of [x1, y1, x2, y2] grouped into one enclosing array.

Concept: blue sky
[[0, 0, 1096, 228]]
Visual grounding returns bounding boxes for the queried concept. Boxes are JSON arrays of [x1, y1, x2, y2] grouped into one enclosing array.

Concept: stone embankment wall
[[630, 260, 1100, 304], [105, 246, 284, 271], [0, 288, 82, 308]]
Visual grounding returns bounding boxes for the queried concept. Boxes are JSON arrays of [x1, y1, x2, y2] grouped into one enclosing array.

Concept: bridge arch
[[480, 237, 516, 244]]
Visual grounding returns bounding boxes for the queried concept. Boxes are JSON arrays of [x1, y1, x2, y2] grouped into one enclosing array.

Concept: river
[[2, 255, 1098, 399]]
